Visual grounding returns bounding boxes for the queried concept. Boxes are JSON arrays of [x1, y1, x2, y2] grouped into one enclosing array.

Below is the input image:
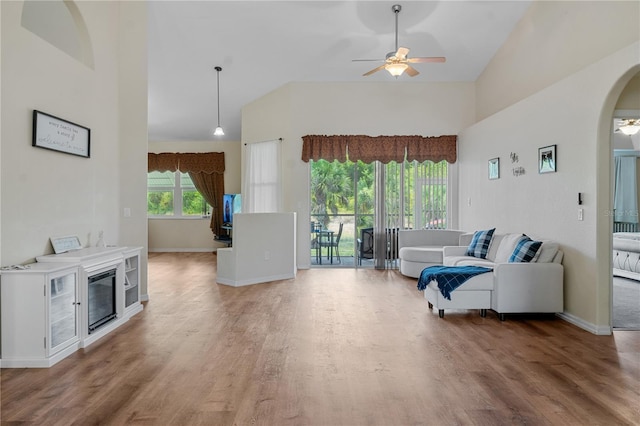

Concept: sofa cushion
[[485, 233, 504, 262], [426, 270, 494, 291], [534, 241, 560, 263], [509, 236, 542, 263], [444, 255, 495, 268], [398, 246, 443, 263], [466, 228, 495, 259], [494, 233, 524, 263], [457, 259, 496, 268]]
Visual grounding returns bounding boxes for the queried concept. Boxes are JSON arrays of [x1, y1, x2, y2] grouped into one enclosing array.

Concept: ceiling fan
[[615, 118, 640, 136], [353, 4, 445, 78]]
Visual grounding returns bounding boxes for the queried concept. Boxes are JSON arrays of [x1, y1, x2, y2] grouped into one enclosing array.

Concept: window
[[147, 171, 209, 217]]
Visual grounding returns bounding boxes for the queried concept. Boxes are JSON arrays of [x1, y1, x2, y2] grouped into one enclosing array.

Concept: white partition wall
[[216, 213, 296, 287]]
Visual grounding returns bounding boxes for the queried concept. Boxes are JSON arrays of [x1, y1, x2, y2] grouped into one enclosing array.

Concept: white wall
[[476, 1, 640, 121], [148, 219, 220, 252], [0, 3, 3, 265], [615, 75, 640, 110], [461, 0, 640, 332], [117, 2, 149, 298], [1, 1, 148, 294], [216, 212, 296, 286], [148, 140, 241, 252], [242, 81, 476, 268]]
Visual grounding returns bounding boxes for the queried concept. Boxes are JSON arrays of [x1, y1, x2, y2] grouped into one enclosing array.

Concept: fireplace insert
[[87, 268, 117, 333]]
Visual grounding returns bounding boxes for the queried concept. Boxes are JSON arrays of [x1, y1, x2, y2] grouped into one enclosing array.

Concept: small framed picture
[[538, 144, 557, 174], [488, 158, 500, 180]]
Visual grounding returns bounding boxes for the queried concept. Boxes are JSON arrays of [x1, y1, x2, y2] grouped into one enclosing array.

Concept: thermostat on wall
[[50, 235, 82, 254]]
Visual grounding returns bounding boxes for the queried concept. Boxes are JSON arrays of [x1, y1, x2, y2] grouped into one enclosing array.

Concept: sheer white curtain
[[243, 139, 282, 213], [614, 156, 638, 224]]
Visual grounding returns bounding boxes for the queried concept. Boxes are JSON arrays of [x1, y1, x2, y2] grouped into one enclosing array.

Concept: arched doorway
[[609, 73, 640, 330], [597, 66, 640, 333]]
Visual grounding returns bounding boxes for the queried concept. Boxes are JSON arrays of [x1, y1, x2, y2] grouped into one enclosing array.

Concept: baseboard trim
[[149, 248, 217, 253], [557, 312, 612, 335], [0, 342, 80, 368], [216, 272, 295, 287]]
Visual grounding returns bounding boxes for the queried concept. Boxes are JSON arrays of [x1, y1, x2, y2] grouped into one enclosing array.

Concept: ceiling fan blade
[[363, 64, 387, 77], [352, 59, 386, 62], [405, 65, 419, 77], [408, 56, 446, 64], [395, 47, 409, 60]]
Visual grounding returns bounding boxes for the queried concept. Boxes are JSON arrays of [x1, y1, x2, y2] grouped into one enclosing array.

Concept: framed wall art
[[32, 110, 90, 158], [538, 144, 556, 174], [488, 157, 500, 180]]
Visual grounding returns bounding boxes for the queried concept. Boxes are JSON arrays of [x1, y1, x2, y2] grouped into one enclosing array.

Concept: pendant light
[[213, 66, 224, 136]]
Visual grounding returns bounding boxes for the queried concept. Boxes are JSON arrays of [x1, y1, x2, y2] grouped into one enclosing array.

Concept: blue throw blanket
[[417, 266, 493, 300]]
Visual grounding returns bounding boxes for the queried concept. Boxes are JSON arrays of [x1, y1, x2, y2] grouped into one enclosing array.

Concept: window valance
[[300, 135, 348, 163], [406, 135, 457, 163], [301, 135, 457, 164], [148, 152, 225, 174], [148, 152, 178, 172]]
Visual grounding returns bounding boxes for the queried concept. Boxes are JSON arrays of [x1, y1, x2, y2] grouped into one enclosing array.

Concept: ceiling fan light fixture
[[386, 62, 408, 77], [354, 4, 445, 78], [214, 126, 225, 136], [619, 124, 640, 136]]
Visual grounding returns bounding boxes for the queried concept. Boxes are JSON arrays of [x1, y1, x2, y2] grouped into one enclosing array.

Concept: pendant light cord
[[215, 66, 222, 128]]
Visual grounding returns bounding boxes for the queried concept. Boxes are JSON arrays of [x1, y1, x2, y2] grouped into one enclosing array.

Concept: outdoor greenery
[[148, 171, 208, 216], [310, 160, 375, 230], [310, 158, 448, 260], [147, 191, 174, 215]]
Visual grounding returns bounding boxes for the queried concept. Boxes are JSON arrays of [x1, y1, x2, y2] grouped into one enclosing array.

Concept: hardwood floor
[[1, 252, 639, 425]]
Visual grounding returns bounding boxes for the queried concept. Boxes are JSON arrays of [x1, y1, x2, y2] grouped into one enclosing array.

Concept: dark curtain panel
[[188, 171, 225, 236]]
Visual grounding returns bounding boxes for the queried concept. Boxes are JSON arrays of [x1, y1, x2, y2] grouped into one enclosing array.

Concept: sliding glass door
[[310, 159, 449, 269]]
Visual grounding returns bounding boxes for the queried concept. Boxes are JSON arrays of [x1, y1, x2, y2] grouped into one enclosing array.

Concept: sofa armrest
[[493, 262, 564, 313], [443, 245, 468, 257], [398, 229, 465, 249]]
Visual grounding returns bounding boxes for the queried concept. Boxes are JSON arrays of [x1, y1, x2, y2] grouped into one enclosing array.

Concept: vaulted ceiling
[[147, 1, 532, 142]]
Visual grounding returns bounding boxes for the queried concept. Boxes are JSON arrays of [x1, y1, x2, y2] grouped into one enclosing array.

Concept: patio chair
[[320, 222, 343, 264], [357, 227, 374, 265]]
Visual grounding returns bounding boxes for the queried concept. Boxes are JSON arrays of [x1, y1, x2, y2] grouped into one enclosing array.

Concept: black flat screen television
[[222, 193, 242, 225]]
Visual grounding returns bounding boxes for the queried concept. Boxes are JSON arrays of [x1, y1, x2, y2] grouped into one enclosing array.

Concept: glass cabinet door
[[49, 271, 78, 352], [124, 255, 139, 308]]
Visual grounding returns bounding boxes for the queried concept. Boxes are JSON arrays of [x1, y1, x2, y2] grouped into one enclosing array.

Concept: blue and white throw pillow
[[509, 236, 542, 263], [466, 228, 495, 259]]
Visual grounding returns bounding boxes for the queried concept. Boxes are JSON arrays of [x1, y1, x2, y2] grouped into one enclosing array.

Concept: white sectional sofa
[[398, 229, 467, 278], [422, 231, 564, 320]]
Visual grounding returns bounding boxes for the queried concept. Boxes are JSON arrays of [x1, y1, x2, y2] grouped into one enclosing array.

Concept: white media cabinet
[[1, 246, 143, 368]]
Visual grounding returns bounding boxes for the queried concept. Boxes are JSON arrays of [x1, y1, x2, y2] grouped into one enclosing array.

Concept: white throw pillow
[[494, 233, 524, 263], [485, 233, 504, 262], [534, 241, 560, 263]]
